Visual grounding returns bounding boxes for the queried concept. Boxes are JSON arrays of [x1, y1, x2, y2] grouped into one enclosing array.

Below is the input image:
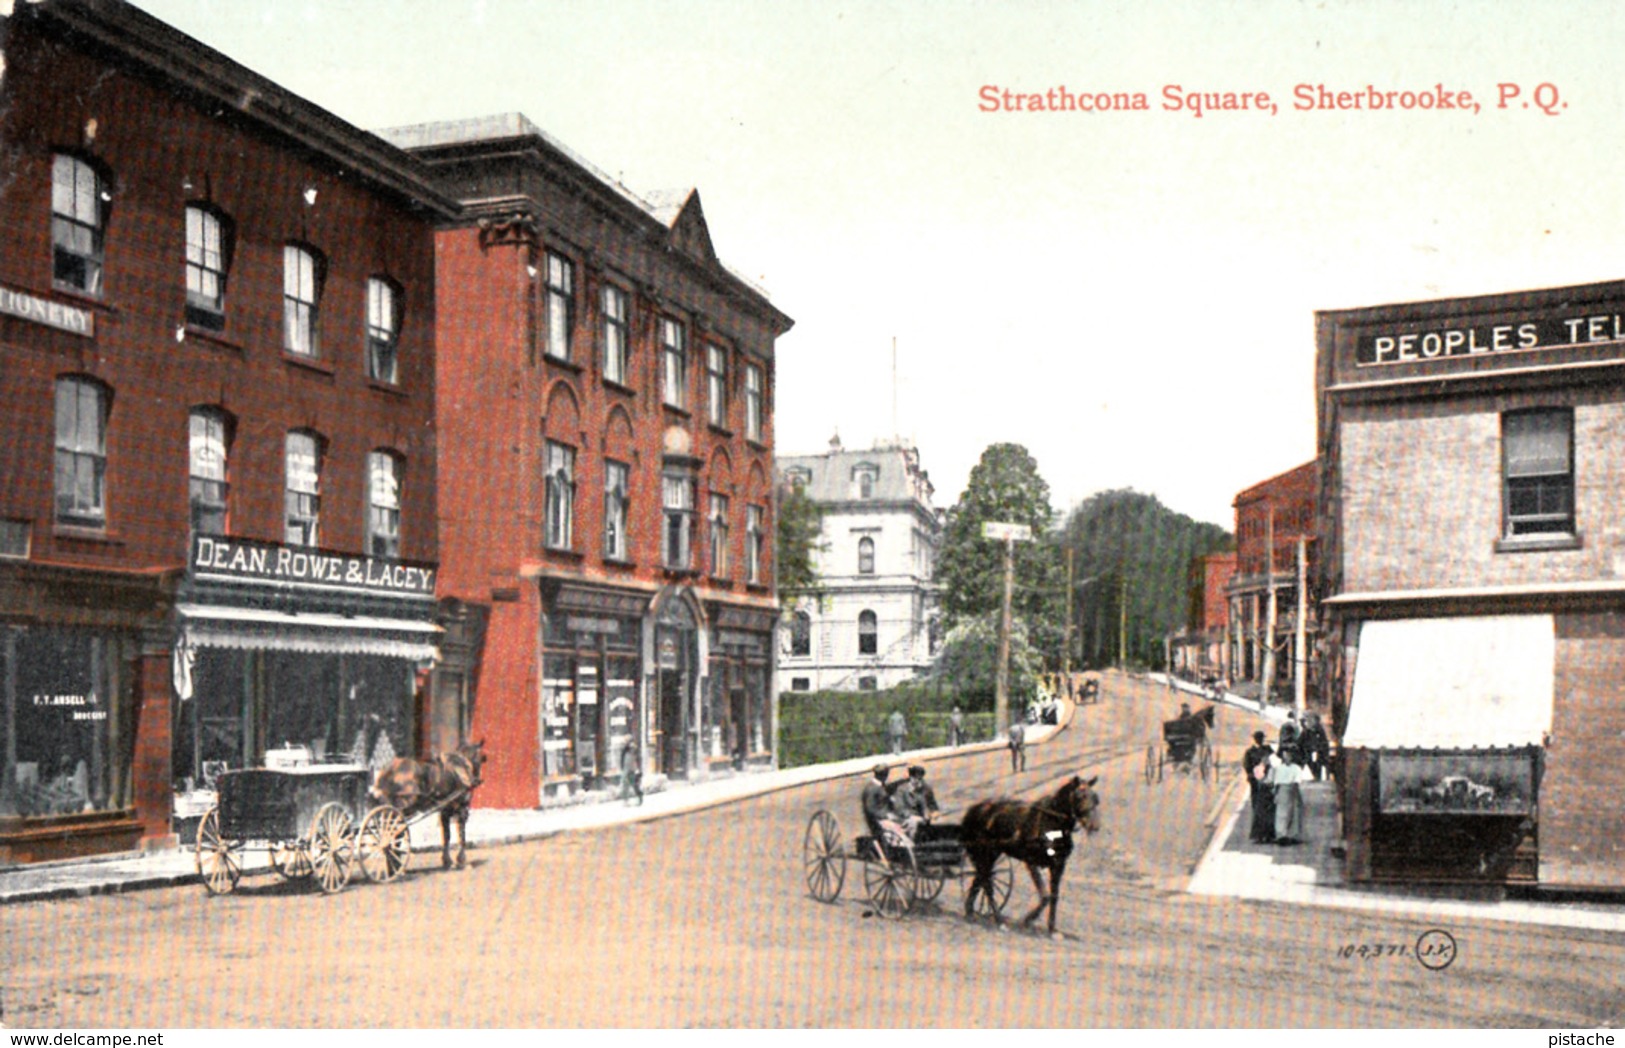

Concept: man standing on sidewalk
[[1007, 717, 1026, 773], [886, 710, 908, 755]]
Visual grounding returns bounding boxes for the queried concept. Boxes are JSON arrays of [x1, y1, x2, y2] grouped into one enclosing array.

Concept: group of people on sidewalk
[[886, 707, 969, 753], [1242, 710, 1330, 847]]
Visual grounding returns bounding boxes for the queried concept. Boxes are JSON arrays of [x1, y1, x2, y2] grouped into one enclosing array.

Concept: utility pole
[[1294, 535, 1308, 713], [1118, 574, 1128, 669], [1260, 506, 1278, 705], [1063, 547, 1074, 676], [983, 521, 1031, 735]]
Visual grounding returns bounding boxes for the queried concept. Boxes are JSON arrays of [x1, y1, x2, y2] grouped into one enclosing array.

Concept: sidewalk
[[0, 714, 1068, 906]]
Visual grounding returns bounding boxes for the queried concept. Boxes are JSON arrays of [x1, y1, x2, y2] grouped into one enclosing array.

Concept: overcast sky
[[127, 0, 1625, 528]]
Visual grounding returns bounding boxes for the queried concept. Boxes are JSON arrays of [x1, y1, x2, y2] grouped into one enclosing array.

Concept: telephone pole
[[1118, 574, 1128, 669], [983, 521, 1031, 734]]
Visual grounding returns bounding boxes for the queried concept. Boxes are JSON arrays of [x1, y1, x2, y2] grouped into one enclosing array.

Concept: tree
[[935, 443, 1066, 661], [936, 612, 1044, 709], [774, 480, 825, 611]]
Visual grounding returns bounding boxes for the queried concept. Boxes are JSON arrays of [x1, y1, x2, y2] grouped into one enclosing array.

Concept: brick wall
[[1544, 612, 1625, 887]]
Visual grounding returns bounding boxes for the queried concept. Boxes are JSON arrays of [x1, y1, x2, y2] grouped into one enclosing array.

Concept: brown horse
[[961, 774, 1101, 936], [369, 740, 487, 868]]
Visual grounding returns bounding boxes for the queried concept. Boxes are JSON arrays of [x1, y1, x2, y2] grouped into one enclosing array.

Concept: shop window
[[367, 276, 401, 384], [746, 504, 764, 585], [284, 430, 323, 546], [709, 492, 730, 578], [1503, 408, 1574, 537], [544, 441, 576, 550], [0, 520, 30, 559], [858, 536, 875, 575], [791, 611, 811, 657], [660, 318, 687, 410], [706, 345, 728, 427], [55, 377, 109, 528], [283, 243, 324, 357], [545, 252, 574, 362], [663, 470, 695, 570], [1, 628, 131, 817], [858, 609, 878, 655], [52, 154, 108, 295], [602, 284, 629, 385], [368, 450, 403, 558], [184, 204, 232, 329], [744, 362, 764, 443], [603, 459, 629, 561], [188, 408, 231, 535]]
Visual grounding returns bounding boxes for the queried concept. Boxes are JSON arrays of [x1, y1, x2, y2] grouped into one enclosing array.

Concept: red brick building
[[1318, 280, 1625, 888], [1226, 461, 1318, 703], [381, 115, 793, 805], [0, 0, 455, 861], [1171, 551, 1236, 682]]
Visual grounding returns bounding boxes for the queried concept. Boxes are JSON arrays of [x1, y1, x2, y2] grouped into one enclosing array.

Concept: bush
[[777, 683, 994, 768]]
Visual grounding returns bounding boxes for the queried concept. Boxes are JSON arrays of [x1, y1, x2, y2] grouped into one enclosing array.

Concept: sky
[[123, 0, 1625, 528]]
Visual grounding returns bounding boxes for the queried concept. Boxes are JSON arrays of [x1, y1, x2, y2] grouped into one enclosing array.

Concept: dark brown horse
[[369, 740, 487, 868], [961, 774, 1101, 936]]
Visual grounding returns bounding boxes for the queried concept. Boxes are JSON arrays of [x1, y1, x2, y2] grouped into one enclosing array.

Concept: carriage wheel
[[271, 841, 313, 881], [907, 868, 947, 906], [307, 802, 355, 895], [1143, 744, 1156, 785], [863, 860, 912, 919], [964, 854, 1014, 921], [1199, 741, 1214, 783], [802, 810, 847, 903], [195, 807, 241, 895], [358, 805, 411, 883]]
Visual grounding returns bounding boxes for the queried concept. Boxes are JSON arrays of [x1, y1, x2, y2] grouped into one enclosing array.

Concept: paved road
[[4, 676, 1622, 1027]]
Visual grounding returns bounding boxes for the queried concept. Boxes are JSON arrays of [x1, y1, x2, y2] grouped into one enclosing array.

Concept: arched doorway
[[653, 590, 700, 778]]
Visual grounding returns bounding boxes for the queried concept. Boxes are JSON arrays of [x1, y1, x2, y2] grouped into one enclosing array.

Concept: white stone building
[[777, 437, 942, 692]]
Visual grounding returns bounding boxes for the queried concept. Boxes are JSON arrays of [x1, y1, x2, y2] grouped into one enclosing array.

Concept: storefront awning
[[175, 603, 441, 662], [1343, 615, 1554, 749]]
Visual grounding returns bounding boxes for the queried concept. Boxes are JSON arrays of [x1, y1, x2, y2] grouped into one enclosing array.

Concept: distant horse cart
[[194, 741, 486, 895], [1146, 705, 1216, 784]]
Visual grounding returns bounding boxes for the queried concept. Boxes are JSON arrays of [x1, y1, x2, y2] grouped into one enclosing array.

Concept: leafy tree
[[1060, 488, 1231, 669], [936, 612, 1044, 710], [935, 443, 1066, 661], [774, 480, 825, 611]]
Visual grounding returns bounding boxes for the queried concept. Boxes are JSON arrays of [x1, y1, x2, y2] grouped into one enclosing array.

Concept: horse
[[961, 774, 1101, 936], [369, 739, 487, 869]]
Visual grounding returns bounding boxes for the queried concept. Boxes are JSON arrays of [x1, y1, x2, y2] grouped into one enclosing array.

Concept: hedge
[[777, 683, 995, 769]]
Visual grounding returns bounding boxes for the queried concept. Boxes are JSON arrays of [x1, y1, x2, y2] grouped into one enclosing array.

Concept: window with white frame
[[52, 155, 107, 295], [858, 535, 875, 575], [284, 431, 322, 546], [709, 492, 730, 578], [746, 503, 764, 585], [54, 377, 108, 528], [858, 609, 878, 655], [1503, 408, 1574, 537], [544, 441, 576, 550], [184, 205, 230, 329], [283, 244, 323, 357], [706, 345, 728, 428], [791, 611, 811, 657], [852, 463, 877, 499], [188, 409, 230, 535], [663, 470, 695, 570], [368, 451, 403, 558], [367, 277, 401, 384], [661, 318, 687, 410], [603, 459, 629, 561], [602, 284, 629, 385], [545, 253, 574, 361], [744, 362, 764, 443]]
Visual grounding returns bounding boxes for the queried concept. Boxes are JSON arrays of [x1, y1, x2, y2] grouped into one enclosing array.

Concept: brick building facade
[[1170, 551, 1236, 683], [0, 0, 455, 862], [1318, 279, 1625, 888], [1226, 461, 1318, 704], [380, 115, 793, 805]]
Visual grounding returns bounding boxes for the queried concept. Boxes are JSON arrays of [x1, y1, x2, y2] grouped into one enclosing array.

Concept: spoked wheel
[[270, 841, 313, 881], [195, 807, 241, 895], [802, 809, 847, 903], [1199, 741, 1214, 783], [1143, 744, 1156, 785], [963, 854, 1014, 921], [863, 859, 913, 919], [358, 805, 411, 883], [908, 869, 947, 905], [307, 802, 355, 895]]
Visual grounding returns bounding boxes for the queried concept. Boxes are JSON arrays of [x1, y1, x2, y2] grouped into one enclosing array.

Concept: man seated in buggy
[[860, 763, 921, 864], [1173, 702, 1208, 741]]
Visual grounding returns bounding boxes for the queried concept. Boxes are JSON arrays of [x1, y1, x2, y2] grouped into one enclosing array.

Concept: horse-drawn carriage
[[194, 741, 485, 896], [1145, 704, 1216, 784], [801, 810, 1014, 919]]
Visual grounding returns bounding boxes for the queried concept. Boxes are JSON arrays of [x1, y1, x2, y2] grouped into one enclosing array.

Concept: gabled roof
[[644, 188, 716, 263], [778, 441, 936, 511]]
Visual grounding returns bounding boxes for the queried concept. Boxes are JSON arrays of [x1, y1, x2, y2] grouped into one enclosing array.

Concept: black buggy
[[1145, 704, 1216, 784], [801, 810, 1014, 920]]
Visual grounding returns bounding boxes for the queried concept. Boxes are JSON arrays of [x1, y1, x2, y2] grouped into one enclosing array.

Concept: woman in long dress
[[1269, 747, 1306, 845]]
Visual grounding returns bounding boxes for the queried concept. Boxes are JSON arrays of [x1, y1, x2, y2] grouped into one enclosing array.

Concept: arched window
[[857, 536, 875, 575], [544, 441, 576, 550], [283, 243, 325, 356], [52, 154, 109, 294], [858, 609, 877, 655], [791, 611, 811, 657], [189, 408, 232, 535], [367, 450, 403, 558], [367, 276, 402, 383], [54, 377, 110, 527], [284, 430, 323, 546], [185, 205, 233, 329]]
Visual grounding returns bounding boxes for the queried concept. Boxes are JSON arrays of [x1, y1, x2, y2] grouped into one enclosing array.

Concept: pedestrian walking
[[1242, 731, 1276, 843], [1007, 718, 1026, 773], [1300, 711, 1330, 781], [618, 739, 643, 806], [1268, 745, 1306, 845], [885, 709, 907, 755], [947, 705, 964, 747]]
